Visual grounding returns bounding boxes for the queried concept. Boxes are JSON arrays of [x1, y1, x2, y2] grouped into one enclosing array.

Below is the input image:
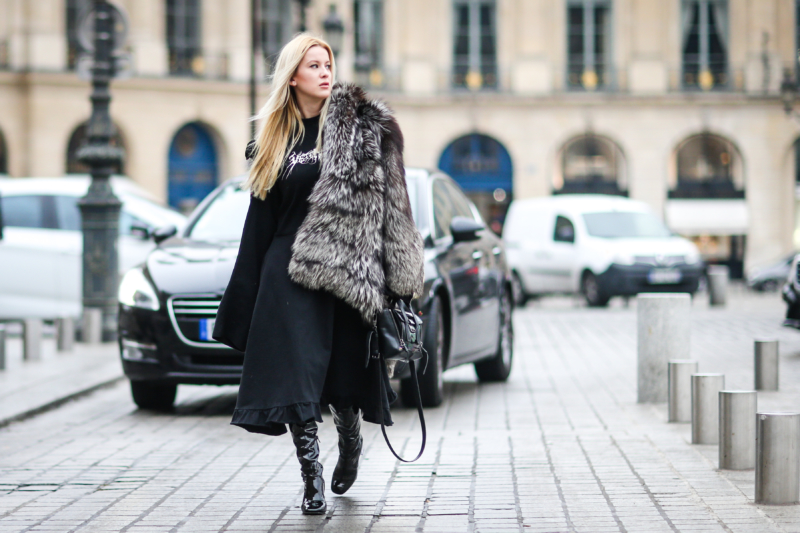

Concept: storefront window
[[555, 135, 627, 195]]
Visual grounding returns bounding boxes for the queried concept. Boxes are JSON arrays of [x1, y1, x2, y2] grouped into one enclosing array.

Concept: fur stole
[[288, 83, 425, 324]]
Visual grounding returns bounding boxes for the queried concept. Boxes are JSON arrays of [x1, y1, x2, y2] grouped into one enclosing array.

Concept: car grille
[[634, 255, 686, 267], [167, 295, 227, 348]]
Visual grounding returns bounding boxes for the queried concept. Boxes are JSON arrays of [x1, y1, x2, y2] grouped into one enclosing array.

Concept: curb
[[0, 375, 125, 430]]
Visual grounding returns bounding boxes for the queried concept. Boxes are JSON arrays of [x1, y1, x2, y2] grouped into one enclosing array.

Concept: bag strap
[[376, 359, 426, 463]]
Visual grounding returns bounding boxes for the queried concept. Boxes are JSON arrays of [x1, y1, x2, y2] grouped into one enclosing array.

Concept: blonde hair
[[244, 34, 336, 199]]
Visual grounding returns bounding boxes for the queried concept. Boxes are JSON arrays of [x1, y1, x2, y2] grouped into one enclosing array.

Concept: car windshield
[[187, 183, 250, 242], [187, 174, 425, 243], [582, 211, 672, 239], [405, 176, 420, 227]]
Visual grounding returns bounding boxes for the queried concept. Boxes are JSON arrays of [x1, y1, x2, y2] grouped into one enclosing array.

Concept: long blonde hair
[[244, 34, 336, 199]]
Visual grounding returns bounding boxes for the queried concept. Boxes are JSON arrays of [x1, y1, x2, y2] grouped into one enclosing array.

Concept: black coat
[[213, 86, 423, 436]]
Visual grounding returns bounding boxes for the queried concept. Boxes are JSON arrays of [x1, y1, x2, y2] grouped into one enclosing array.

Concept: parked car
[[503, 195, 704, 307], [0, 176, 186, 319], [747, 253, 794, 292], [118, 169, 513, 410], [782, 254, 800, 329]]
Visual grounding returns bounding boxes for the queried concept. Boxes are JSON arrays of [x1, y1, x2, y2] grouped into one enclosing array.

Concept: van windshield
[[582, 211, 672, 239]]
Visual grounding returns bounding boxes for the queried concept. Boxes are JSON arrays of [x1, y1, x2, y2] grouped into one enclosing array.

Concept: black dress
[[221, 115, 396, 436]]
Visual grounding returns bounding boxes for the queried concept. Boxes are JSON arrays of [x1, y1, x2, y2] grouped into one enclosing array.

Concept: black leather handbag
[[366, 296, 428, 462]]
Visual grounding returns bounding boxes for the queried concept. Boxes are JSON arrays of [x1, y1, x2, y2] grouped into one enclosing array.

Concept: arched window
[[168, 122, 219, 214], [0, 129, 7, 174], [671, 133, 742, 198], [66, 122, 126, 175], [555, 135, 626, 195], [438, 133, 512, 233]]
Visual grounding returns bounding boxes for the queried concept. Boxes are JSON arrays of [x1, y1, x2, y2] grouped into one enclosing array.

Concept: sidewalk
[[2, 289, 800, 532], [0, 326, 122, 427]]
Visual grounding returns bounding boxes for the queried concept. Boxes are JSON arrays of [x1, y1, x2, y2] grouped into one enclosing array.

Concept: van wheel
[[511, 272, 528, 307], [130, 381, 176, 411], [401, 295, 444, 408], [581, 272, 610, 307]]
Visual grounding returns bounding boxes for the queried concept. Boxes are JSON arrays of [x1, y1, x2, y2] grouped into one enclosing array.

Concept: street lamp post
[[77, 0, 125, 341], [323, 4, 344, 57]]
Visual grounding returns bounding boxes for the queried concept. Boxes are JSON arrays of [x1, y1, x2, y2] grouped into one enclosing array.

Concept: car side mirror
[[451, 216, 483, 244], [130, 221, 152, 241], [152, 225, 177, 245]]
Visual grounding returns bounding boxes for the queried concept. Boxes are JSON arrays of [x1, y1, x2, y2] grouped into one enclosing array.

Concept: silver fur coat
[[287, 82, 425, 324]]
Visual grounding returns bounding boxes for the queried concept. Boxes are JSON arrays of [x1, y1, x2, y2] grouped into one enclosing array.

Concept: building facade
[[0, 0, 798, 276]]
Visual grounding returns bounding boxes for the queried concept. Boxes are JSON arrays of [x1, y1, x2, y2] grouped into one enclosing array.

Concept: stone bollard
[[719, 391, 757, 470], [668, 360, 698, 422], [707, 265, 729, 307], [81, 308, 103, 345], [755, 412, 800, 505], [692, 373, 725, 444], [637, 293, 691, 403], [55, 317, 75, 352], [22, 319, 43, 361], [755, 339, 779, 391], [0, 324, 5, 370]]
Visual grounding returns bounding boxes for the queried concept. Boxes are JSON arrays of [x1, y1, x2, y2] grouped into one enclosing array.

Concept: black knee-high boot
[[329, 405, 362, 495], [289, 421, 327, 515]]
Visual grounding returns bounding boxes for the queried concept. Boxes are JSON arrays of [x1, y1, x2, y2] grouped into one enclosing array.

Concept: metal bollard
[[719, 391, 757, 470], [692, 373, 725, 444], [668, 360, 698, 422], [755, 412, 800, 505], [707, 265, 729, 306], [55, 317, 75, 352], [755, 339, 779, 391], [0, 324, 5, 370], [22, 319, 43, 361], [637, 293, 691, 403], [81, 308, 102, 345]]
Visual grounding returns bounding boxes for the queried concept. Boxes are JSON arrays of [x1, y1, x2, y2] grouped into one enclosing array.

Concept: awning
[[664, 199, 749, 236]]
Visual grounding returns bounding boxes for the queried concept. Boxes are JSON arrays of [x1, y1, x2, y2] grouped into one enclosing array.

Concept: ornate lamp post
[[76, 0, 127, 341], [323, 4, 344, 57]]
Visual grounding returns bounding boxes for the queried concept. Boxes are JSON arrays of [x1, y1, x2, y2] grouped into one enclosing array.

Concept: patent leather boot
[[289, 421, 327, 515], [329, 405, 362, 495]]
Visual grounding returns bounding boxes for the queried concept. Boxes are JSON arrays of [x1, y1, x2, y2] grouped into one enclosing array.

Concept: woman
[[212, 34, 424, 515]]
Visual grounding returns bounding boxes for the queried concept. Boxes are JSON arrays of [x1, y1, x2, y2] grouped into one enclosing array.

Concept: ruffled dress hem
[[230, 402, 322, 435]]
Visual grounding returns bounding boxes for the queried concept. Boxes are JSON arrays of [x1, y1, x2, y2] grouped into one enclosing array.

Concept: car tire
[[130, 380, 177, 411], [474, 286, 513, 382], [401, 295, 445, 408], [760, 280, 779, 292], [511, 272, 528, 307], [581, 271, 610, 307]]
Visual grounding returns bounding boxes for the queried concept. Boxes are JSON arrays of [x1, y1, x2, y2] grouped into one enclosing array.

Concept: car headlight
[[685, 251, 701, 265], [119, 268, 160, 311], [611, 253, 635, 266]]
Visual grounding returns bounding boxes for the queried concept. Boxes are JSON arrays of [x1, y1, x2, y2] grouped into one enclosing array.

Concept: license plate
[[648, 269, 682, 284], [198, 318, 216, 341]]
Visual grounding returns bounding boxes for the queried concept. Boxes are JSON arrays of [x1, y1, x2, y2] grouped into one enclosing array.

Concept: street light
[[76, 0, 126, 341], [781, 69, 797, 116], [323, 4, 344, 57]]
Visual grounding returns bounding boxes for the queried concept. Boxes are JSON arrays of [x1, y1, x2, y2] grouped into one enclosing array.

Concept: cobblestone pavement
[[1, 289, 800, 532]]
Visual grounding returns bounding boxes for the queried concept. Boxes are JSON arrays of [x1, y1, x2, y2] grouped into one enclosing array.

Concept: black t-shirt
[[269, 115, 322, 237]]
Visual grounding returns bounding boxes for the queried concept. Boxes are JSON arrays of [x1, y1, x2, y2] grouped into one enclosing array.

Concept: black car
[[748, 253, 794, 292], [118, 168, 513, 410]]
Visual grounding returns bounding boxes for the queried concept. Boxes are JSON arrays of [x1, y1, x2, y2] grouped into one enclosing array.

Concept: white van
[[503, 195, 703, 306]]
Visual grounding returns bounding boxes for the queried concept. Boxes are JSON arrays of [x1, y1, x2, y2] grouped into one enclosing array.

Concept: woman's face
[[290, 45, 332, 102]]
